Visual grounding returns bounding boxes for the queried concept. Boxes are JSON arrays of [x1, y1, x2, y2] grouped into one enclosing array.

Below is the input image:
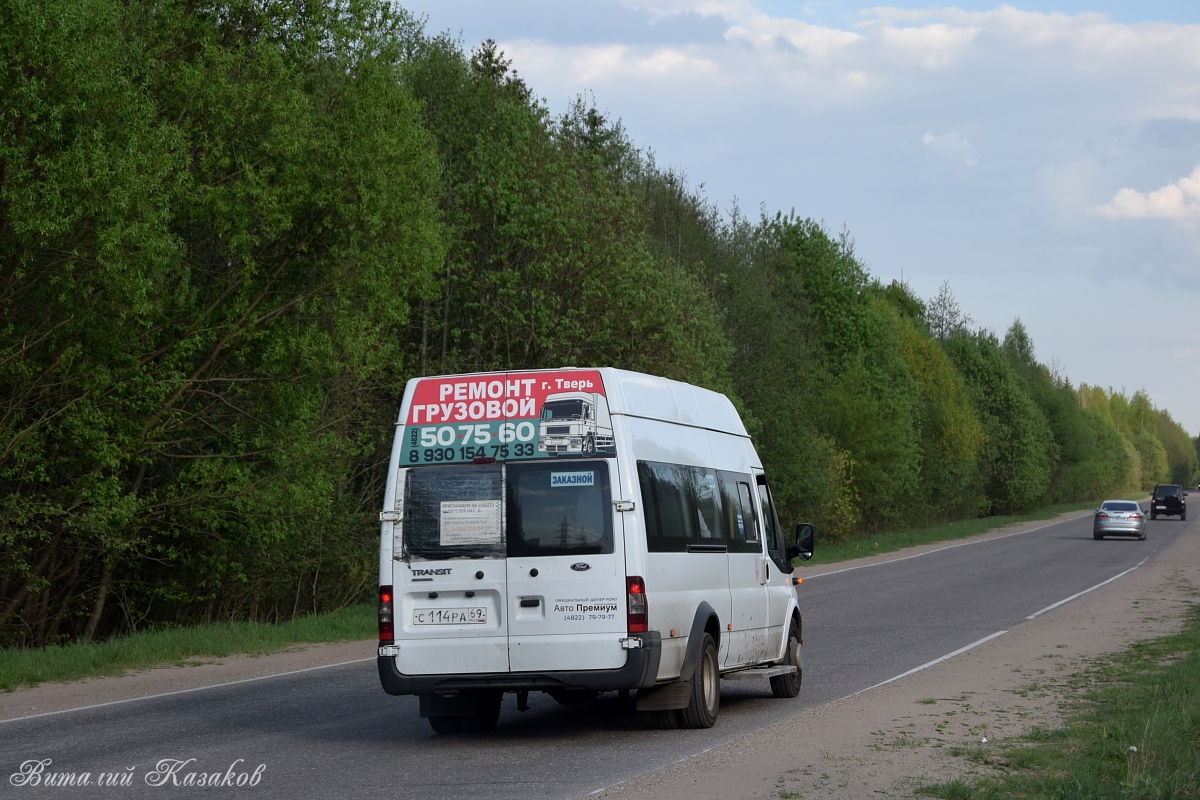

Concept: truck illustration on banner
[[536, 391, 615, 456]]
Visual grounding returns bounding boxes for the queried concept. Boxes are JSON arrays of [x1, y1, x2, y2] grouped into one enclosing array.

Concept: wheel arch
[[680, 602, 720, 681]]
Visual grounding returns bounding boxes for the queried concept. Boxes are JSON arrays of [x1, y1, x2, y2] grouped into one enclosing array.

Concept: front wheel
[[679, 633, 719, 728], [771, 620, 803, 698]]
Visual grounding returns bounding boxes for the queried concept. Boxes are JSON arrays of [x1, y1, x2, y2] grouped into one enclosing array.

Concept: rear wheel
[[679, 633, 719, 728], [548, 689, 596, 706], [428, 716, 462, 734], [646, 709, 680, 729], [428, 691, 502, 734], [771, 620, 803, 698], [1094, 532, 1103, 540], [460, 691, 502, 733]]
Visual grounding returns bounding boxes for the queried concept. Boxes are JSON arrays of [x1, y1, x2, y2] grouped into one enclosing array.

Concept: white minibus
[[377, 368, 814, 732]]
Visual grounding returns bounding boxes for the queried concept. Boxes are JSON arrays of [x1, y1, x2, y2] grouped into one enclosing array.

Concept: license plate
[[413, 607, 487, 625]]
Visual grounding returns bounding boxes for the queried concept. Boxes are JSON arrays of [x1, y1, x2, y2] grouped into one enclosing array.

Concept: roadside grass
[[798, 500, 1099, 567], [0, 603, 374, 692], [918, 604, 1200, 799]]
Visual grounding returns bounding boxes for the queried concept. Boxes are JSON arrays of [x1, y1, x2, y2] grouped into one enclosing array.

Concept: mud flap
[[635, 680, 692, 711]]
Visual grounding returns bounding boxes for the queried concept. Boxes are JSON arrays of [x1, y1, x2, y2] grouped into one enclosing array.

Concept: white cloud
[[504, 41, 717, 85], [877, 23, 979, 69], [922, 131, 978, 167], [1094, 166, 1200, 223], [634, 0, 749, 19], [725, 14, 862, 60]]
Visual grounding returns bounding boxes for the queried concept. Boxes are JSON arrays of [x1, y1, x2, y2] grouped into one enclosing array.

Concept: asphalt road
[[2, 509, 1191, 799]]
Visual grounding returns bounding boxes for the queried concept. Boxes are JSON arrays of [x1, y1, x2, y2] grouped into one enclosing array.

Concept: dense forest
[[2, 0, 1196, 648]]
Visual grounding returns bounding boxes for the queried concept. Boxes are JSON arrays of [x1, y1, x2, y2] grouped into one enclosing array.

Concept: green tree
[[943, 331, 1054, 514], [1002, 320, 1127, 501], [888, 287, 985, 520], [0, 0, 444, 646]]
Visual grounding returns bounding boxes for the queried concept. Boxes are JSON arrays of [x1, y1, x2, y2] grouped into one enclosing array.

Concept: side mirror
[[788, 523, 815, 562]]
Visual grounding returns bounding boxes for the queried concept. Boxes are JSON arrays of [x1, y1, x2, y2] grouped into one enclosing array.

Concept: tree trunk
[[82, 557, 113, 643]]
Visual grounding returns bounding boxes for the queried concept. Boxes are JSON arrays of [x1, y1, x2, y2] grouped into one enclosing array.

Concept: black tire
[[460, 691, 502, 733], [583, 434, 595, 455], [428, 716, 462, 734], [1139, 533, 1146, 540], [771, 620, 803, 698], [1151, 512, 1157, 520], [1093, 532, 1103, 540], [646, 709, 680, 729], [679, 633, 719, 729], [548, 689, 596, 707], [1182, 513, 1187, 522]]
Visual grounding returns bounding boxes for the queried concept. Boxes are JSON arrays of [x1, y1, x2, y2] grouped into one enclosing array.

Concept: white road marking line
[[0, 657, 374, 724], [859, 631, 1009, 694], [1025, 558, 1148, 620]]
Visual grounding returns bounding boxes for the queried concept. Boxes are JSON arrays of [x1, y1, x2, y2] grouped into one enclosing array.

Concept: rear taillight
[[1130, 513, 1143, 519], [1097, 513, 1109, 519], [379, 585, 394, 642], [627, 576, 647, 633]]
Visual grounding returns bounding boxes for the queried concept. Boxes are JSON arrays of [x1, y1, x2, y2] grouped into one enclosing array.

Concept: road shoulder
[[0, 639, 375, 722]]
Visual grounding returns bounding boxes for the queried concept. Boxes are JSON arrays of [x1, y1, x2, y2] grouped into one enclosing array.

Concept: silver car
[[1093, 500, 1147, 540]]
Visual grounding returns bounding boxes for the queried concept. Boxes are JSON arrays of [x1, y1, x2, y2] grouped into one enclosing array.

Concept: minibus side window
[[691, 468, 723, 541], [639, 461, 727, 552], [719, 471, 761, 553], [639, 461, 696, 552]]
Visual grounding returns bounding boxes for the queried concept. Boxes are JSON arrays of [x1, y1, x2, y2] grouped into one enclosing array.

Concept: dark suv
[[1150, 484, 1187, 521]]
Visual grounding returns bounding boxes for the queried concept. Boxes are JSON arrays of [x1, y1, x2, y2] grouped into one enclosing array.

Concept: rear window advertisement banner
[[403, 370, 615, 465], [439, 500, 502, 546]]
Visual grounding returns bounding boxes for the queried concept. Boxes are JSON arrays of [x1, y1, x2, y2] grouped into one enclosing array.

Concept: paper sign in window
[[440, 500, 502, 546], [550, 471, 595, 488]]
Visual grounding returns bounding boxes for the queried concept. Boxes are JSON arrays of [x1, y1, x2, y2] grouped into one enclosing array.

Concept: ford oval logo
[[570, 562, 591, 572]]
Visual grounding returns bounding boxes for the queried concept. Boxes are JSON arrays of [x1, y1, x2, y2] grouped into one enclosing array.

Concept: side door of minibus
[[722, 472, 770, 666], [756, 473, 794, 658]]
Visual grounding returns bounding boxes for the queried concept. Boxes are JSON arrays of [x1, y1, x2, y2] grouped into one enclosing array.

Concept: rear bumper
[[1095, 524, 1145, 536], [377, 631, 662, 696]]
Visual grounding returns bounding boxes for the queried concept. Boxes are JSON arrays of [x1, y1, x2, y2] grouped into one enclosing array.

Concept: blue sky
[[406, 1, 1200, 435]]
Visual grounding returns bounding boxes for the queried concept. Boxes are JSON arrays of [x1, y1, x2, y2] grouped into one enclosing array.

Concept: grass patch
[[920, 604, 1200, 799], [0, 603, 374, 692], [799, 501, 1097, 567]]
